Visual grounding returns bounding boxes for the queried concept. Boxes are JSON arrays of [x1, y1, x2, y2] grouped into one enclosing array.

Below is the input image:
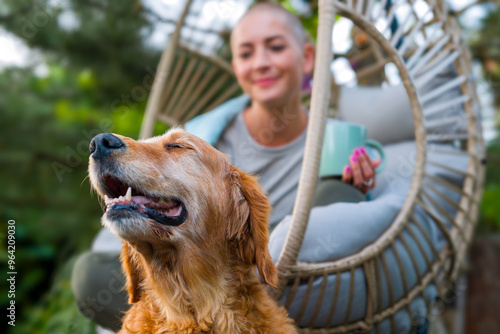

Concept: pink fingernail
[[360, 147, 366, 154], [354, 149, 360, 156], [346, 166, 350, 172], [352, 155, 357, 162]]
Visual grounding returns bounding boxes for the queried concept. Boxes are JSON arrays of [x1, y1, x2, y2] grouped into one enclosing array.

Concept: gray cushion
[[92, 227, 122, 252], [337, 85, 415, 145], [337, 66, 467, 146]]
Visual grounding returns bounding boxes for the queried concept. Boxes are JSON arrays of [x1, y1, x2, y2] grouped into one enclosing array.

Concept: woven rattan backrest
[[154, 44, 240, 126], [139, 0, 244, 139]]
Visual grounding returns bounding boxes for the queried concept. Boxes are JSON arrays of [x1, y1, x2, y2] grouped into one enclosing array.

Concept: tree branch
[[0, 4, 33, 23]]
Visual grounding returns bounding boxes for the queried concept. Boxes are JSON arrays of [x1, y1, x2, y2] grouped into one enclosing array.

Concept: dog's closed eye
[[165, 143, 185, 150]]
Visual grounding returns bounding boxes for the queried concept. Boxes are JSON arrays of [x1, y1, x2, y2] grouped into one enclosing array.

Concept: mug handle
[[365, 139, 386, 173]]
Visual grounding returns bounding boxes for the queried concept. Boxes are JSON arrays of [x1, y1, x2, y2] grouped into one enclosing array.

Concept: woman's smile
[[254, 77, 279, 87]]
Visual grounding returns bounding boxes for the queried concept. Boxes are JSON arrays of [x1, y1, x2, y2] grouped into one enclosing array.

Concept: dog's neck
[[136, 243, 262, 331]]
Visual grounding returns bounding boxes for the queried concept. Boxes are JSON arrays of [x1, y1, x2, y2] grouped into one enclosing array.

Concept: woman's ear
[[121, 243, 144, 304], [302, 42, 315, 75], [227, 169, 278, 287]]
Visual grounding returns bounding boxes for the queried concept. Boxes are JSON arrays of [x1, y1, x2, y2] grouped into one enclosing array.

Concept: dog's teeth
[[119, 196, 125, 201], [105, 195, 112, 205], [126, 187, 132, 201]]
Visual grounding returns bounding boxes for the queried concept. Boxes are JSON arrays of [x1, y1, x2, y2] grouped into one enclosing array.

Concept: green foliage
[[0, 0, 159, 100], [469, 5, 500, 108], [0, 61, 166, 332], [479, 138, 500, 233], [464, 4, 500, 233], [10, 257, 97, 334], [0, 1, 169, 332], [0, 65, 106, 334], [279, 0, 318, 42]]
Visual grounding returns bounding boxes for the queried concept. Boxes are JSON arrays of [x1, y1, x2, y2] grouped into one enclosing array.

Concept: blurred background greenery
[[0, 0, 499, 333]]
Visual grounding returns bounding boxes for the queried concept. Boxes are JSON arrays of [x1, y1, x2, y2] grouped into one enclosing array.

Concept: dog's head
[[88, 128, 277, 300]]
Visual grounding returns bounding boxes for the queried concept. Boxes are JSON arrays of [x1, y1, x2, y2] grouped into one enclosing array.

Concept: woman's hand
[[341, 147, 381, 194]]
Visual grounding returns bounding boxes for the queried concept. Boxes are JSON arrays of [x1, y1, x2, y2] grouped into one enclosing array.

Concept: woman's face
[[231, 10, 314, 108]]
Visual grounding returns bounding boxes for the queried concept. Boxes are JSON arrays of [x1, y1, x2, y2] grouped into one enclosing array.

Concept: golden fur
[[89, 129, 297, 334]]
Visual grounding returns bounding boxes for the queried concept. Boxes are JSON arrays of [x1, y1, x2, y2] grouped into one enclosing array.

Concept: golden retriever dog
[[88, 129, 297, 334]]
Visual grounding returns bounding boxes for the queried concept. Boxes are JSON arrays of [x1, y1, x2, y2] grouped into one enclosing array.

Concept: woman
[[211, 2, 380, 228]]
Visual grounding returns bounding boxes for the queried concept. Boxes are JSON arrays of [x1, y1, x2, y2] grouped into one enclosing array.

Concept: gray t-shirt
[[216, 112, 306, 228]]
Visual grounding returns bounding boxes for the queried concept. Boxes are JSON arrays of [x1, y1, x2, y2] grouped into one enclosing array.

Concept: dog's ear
[[121, 243, 144, 303], [228, 169, 278, 287]]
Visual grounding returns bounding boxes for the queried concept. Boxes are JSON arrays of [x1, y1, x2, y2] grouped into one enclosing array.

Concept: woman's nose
[[252, 48, 271, 71]]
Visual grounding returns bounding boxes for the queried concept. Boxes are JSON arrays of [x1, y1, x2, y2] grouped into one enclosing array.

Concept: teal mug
[[319, 120, 386, 178]]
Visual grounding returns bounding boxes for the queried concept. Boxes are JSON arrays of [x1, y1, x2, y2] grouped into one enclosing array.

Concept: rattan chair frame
[[139, 0, 485, 332]]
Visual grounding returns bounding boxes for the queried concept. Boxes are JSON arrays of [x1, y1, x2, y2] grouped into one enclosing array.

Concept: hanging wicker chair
[[139, 0, 486, 332]]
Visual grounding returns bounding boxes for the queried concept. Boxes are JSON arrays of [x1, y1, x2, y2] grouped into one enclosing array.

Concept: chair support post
[[139, 0, 194, 139], [273, 0, 336, 298]]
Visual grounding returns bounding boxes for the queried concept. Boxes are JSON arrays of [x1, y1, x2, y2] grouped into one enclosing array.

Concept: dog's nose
[[90, 133, 125, 159]]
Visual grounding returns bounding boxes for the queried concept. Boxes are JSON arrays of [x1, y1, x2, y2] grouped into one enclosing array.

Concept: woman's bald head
[[231, 2, 307, 48]]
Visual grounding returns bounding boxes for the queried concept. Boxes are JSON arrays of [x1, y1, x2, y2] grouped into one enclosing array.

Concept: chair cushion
[[337, 85, 415, 145], [337, 67, 467, 146]]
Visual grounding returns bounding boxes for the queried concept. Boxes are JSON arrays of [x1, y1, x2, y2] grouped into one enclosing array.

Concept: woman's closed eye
[[269, 44, 285, 52], [239, 51, 252, 59], [238, 44, 285, 59]]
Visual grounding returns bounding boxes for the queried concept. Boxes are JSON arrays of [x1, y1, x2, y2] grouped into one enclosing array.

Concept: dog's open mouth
[[102, 175, 187, 226]]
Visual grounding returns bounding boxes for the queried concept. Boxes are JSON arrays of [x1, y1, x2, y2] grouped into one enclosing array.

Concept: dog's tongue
[[131, 196, 151, 205], [165, 205, 182, 216], [131, 195, 182, 217]]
